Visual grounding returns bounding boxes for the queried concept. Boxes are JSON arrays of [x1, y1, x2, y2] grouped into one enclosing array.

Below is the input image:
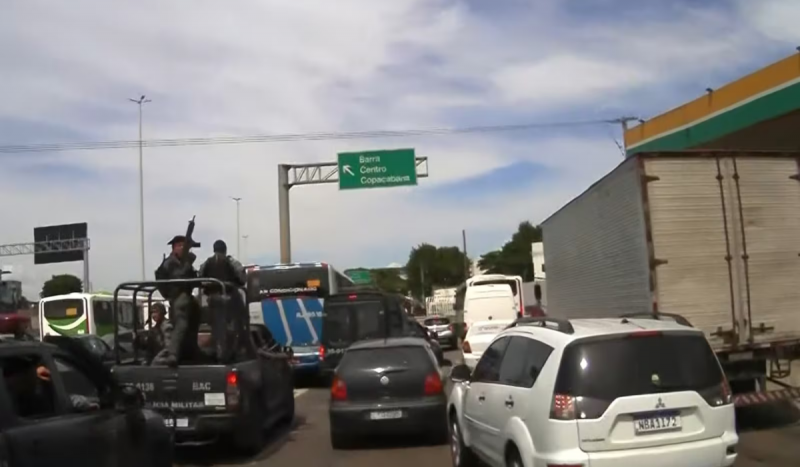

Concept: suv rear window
[[554, 332, 724, 400], [341, 346, 432, 370], [423, 317, 449, 326]]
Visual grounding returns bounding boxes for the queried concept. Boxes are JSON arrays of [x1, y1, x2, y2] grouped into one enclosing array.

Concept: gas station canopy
[[625, 52, 800, 156]]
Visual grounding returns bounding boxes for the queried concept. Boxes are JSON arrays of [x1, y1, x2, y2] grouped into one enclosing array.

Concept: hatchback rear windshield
[[424, 317, 450, 326], [323, 300, 386, 344], [554, 333, 724, 400], [341, 346, 432, 370]]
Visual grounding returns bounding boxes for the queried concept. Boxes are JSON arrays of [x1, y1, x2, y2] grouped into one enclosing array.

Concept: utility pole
[[462, 229, 469, 280], [231, 197, 242, 259], [129, 95, 151, 280], [419, 264, 426, 301], [614, 116, 638, 158]]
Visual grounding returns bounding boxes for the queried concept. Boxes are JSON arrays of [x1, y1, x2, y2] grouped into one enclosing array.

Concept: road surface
[[173, 349, 800, 467]]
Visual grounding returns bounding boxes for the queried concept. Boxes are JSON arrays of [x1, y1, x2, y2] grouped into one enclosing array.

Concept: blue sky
[[1, 0, 799, 296]]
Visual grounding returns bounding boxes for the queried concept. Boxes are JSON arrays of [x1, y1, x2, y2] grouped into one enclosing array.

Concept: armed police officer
[[153, 234, 201, 366], [198, 240, 248, 362]]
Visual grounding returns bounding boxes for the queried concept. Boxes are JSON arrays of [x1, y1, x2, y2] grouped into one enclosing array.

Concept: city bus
[[245, 262, 354, 374], [453, 274, 525, 334], [38, 292, 165, 341]]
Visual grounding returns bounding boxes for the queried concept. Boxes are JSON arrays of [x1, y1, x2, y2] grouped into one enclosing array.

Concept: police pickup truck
[[110, 279, 295, 453], [0, 314, 172, 467]]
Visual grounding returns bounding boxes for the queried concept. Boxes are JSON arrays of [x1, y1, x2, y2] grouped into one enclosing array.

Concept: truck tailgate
[[113, 365, 231, 414], [646, 156, 800, 348]]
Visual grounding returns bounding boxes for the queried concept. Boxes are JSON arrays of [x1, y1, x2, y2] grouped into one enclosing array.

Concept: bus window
[[43, 299, 85, 321], [246, 266, 330, 302], [472, 279, 518, 296]]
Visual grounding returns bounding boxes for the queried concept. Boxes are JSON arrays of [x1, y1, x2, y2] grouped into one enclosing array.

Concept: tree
[[40, 274, 83, 298], [478, 221, 543, 281], [406, 243, 469, 299], [371, 269, 407, 295]]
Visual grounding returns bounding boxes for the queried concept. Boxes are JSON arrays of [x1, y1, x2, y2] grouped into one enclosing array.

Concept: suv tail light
[[226, 370, 240, 409], [331, 376, 347, 401], [424, 372, 443, 395], [700, 379, 733, 407], [550, 394, 576, 420], [319, 345, 325, 361], [462, 341, 472, 354]]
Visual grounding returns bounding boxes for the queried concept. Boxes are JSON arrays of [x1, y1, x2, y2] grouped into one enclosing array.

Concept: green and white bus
[[38, 292, 165, 341]]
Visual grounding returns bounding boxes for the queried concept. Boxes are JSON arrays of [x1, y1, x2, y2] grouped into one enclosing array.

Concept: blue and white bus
[[245, 262, 354, 374]]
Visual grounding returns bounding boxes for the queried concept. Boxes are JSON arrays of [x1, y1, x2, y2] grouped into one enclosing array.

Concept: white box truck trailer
[[541, 150, 800, 407]]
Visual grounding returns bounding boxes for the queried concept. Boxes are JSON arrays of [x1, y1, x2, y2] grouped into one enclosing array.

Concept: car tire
[[281, 387, 296, 425], [330, 430, 352, 450], [449, 414, 478, 467], [505, 445, 523, 467], [233, 397, 265, 455]]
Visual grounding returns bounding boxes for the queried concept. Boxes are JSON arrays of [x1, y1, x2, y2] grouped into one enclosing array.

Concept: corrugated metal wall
[[541, 157, 652, 318]]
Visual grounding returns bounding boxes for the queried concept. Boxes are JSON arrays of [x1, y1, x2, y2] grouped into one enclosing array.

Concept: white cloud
[[492, 56, 654, 104], [0, 0, 797, 297]]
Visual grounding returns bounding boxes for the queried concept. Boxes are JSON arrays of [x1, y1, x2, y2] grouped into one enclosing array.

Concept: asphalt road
[[174, 349, 800, 467]]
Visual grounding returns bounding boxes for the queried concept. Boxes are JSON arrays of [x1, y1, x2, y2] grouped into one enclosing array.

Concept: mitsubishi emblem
[[380, 376, 389, 386], [655, 397, 666, 409]]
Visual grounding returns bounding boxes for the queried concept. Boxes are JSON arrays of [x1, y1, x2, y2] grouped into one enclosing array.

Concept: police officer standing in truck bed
[[198, 240, 247, 362], [152, 235, 201, 366]]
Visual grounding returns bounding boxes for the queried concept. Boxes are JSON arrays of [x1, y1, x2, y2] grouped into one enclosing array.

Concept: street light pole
[[129, 95, 151, 281], [231, 197, 242, 259]]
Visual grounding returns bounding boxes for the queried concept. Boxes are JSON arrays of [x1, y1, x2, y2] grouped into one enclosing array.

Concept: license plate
[[369, 410, 403, 420], [634, 412, 681, 434], [164, 417, 189, 428]]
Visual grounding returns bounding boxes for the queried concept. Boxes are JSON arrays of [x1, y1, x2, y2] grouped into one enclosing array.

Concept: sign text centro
[[337, 148, 418, 190]]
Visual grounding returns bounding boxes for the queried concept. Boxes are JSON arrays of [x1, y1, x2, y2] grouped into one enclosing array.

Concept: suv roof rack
[[619, 312, 693, 327], [507, 316, 575, 335]]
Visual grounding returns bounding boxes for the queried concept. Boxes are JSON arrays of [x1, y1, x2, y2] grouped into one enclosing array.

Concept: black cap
[[167, 235, 200, 247], [213, 240, 227, 253], [167, 235, 186, 245]]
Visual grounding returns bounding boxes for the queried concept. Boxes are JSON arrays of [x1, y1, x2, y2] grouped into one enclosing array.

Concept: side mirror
[[118, 385, 145, 412], [450, 364, 471, 382]]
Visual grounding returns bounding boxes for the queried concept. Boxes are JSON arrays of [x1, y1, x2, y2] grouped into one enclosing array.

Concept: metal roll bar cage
[[111, 278, 245, 364]]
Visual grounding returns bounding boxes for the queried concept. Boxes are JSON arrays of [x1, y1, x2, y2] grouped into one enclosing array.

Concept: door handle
[[478, 395, 486, 402], [505, 398, 514, 408]]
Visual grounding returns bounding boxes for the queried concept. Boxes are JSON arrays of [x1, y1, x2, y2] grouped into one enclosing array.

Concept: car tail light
[[700, 379, 733, 407], [462, 340, 472, 353], [550, 394, 576, 420], [331, 376, 347, 401], [424, 373, 443, 395], [319, 345, 325, 360], [348, 294, 358, 300], [226, 370, 240, 409]]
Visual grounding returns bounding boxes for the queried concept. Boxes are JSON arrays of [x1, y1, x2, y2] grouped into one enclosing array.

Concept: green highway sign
[[345, 269, 372, 285], [337, 148, 418, 190]]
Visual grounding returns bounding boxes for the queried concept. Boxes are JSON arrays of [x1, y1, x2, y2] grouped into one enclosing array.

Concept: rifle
[[180, 215, 201, 264]]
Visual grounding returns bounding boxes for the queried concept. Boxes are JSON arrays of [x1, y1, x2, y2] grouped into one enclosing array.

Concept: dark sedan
[[328, 337, 448, 449]]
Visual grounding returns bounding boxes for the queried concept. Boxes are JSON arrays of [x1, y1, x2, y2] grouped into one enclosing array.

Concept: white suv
[[447, 316, 738, 467]]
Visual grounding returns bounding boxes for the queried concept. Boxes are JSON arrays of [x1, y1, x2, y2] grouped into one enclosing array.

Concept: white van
[[463, 284, 516, 328]]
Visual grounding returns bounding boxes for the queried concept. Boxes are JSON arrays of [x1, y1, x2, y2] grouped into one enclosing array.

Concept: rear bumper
[[160, 412, 241, 445], [537, 433, 739, 467], [329, 397, 447, 436]]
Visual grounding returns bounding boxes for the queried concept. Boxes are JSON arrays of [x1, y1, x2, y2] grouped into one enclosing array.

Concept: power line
[[0, 118, 622, 154]]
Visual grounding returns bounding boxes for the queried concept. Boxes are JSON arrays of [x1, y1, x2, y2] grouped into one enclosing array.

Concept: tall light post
[[231, 197, 242, 259], [129, 95, 151, 280]]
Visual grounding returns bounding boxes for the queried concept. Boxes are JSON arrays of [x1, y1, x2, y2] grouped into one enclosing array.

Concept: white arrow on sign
[[342, 165, 355, 176]]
